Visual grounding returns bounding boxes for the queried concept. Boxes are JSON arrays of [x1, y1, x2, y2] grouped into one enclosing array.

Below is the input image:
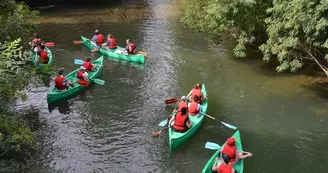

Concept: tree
[[260, 0, 328, 75]]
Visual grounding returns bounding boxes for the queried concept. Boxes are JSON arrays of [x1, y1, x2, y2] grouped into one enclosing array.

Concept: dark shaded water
[[10, 0, 328, 172]]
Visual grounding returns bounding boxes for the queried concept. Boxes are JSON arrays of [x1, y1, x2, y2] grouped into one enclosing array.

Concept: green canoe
[[30, 47, 53, 68], [80, 36, 145, 64], [169, 84, 208, 150], [47, 56, 104, 103], [202, 130, 244, 173]]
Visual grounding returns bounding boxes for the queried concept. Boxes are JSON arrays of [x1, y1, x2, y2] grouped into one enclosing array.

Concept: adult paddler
[[83, 57, 96, 72], [76, 66, 89, 86], [212, 155, 236, 173], [36, 45, 49, 64], [102, 34, 117, 49], [91, 29, 104, 47], [221, 138, 253, 163], [168, 107, 192, 133], [55, 68, 75, 90], [187, 83, 207, 104]]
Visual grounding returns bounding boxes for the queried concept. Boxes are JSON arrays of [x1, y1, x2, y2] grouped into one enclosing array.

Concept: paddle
[[138, 51, 147, 56], [204, 142, 251, 154], [74, 59, 84, 65], [165, 98, 179, 104], [91, 47, 99, 53], [151, 127, 169, 137], [158, 119, 168, 127], [44, 42, 54, 47], [201, 113, 238, 130], [73, 40, 83, 44], [205, 142, 221, 150], [93, 79, 105, 85]]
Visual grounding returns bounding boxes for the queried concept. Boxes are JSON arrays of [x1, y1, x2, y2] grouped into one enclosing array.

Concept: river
[[13, 0, 328, 172]]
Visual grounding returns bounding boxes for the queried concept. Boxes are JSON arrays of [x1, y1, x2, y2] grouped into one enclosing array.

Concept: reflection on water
[[13, 0, 328, 173]]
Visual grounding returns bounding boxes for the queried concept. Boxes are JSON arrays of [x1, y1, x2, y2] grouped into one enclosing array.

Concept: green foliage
[[181, 0, 272, 57], [181, 0, 328, 74], [260, 0, 328, 73], [0, 1, 39, 44], [0, 39, 32, 104]]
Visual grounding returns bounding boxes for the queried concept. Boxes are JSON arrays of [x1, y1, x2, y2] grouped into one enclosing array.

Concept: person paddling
[[36, 45, 49, 64], [76, 66, 89, 86], [172, 96, 188, 114], [55, 68, 74, 90], [91, 29, 104, 47], [212, 155, 236, 173], [125, 39, 137, 54], [168, 107, 192, 133], [30, 33, 42, 49], [188, 95, 202, 116], [102, 34, 117, 49], [187, 83, 206, 104], [221, 138, 253, 163], [83, 57, 96, 72]]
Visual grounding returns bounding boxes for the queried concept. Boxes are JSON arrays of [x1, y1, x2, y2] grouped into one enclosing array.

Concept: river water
[[13, 0, 328, 172]]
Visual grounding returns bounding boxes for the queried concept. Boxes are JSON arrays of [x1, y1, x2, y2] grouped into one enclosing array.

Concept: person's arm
[[186, 117, 192, 128], [186, 90, 193, 98], [172, 105, 178, 114], [91, 35, 97, 42], [236, 150, 253, 159], [212, 158, 219, 172], [231, 167, 235, 173], [83, 72, 89, 80], [62, 77, 68, 86], [168, 115, 175, 127]]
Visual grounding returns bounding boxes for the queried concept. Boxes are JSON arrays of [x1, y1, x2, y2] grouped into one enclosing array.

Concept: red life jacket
[[83, 61, 92, 72], [178, 101, 188, 112], [173, 112, 188, 131], [217, 163, 233, 173], [33, 38, 41, 44], [188, 102, 200, 116], [55, 76, 66, 90], [77, 71, 84, 80], [127, 43, 136, 54], [40, 50, 48, 63], [191, 88, 202, 98], [108, 38, 117, 49], [96, 34, 104, 45], [221, 144, 237, 162]]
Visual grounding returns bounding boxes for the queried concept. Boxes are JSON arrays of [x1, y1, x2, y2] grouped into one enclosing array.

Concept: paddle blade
[[93, 79, 105, 85], [151, 131, 161, 137], [44, 42, 54, 47], [165, 98, 178, 104], [73, 40, 83, 44], [158, 119, 168, 127], [91, 47, 99, 53], [138, 51, 147, 56], [205, 142, 221, 150], [74, 59, 84, 65], [221, 122, 238, 130]]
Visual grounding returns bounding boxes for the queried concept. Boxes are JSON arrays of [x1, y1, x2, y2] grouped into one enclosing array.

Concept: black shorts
[[172, 127, 188, 133]]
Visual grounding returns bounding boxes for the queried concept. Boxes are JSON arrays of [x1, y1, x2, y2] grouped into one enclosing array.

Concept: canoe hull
[[201, 130, 244, 173], [47, 56, 104, 103], [31, 47, 53, 68], [169, 84, 208, 150], [80, 36, 145, 64]]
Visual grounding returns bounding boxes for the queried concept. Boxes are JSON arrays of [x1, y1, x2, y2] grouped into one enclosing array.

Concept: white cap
[[181, 96, 186, 100], [80, 66, 86, 70]]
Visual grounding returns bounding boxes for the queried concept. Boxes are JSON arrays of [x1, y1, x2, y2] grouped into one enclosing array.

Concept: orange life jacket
[[127, 43, 136, 54], [77, 71, 84, 80], [96, 34, 104, 45], [221, 144, 237, 162], [173, 112, 188, 131], [178, 101, 188, 112], [108, 38, 117, 49], [188, 102, 200, 116], [217, 163, 233, 173], [55, 76, 66, 90], [191, 88, 202, 98], [39, 50, 48, 63], [83, 62, 92, 72]]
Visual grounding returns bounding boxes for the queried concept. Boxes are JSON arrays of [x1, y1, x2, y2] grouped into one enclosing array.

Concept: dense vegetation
[[0, 0, 39, 160], [181, 0, 328, 76]]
